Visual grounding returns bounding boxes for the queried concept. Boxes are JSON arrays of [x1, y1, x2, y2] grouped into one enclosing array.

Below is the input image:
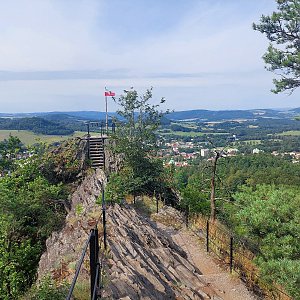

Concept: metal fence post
[[87, 122, 90, 160], [230, 236, 233, 273], [185, 205, 189, 227], [95, 228, 99, 288], [89, 229, 96, 300], [155, 191, 159, 214], [100, 122, 104, 136], [102, 189, 107, 251], [206, 220, 209, 252]]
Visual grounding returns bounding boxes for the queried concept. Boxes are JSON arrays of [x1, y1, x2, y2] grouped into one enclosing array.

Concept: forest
[[173, 154, 300, 299], [0, 117, 74, 135]]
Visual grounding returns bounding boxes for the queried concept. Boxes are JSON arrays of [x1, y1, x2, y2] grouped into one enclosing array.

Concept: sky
[[0, 0, 299, 113]]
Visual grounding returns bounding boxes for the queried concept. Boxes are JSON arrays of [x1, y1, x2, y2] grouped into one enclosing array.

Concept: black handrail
[[84, 121, 116, 136], [92, 263, 101, 300], [66, 228, 103, 300], [66, 232, 93, 300], [66, 189, 108, 300]]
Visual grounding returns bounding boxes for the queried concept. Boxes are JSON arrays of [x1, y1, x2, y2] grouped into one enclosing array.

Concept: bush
[[22, 276, 69, 300]]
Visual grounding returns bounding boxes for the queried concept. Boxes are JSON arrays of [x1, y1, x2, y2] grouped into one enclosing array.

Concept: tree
[[253, 0, 300, 93], [230, 185, 300, 299], [0, 135, 23, 173], [108, 88, 167, 199]]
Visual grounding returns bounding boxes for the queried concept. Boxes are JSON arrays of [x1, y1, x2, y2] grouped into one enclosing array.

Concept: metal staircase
[[89, 137, 105, 169]]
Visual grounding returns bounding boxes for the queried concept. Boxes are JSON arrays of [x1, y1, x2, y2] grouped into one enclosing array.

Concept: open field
[[0, 130, 85, 145], [278, 130, 300, 136], [158, 130, 204, 137], [158, 130, 229, 137]]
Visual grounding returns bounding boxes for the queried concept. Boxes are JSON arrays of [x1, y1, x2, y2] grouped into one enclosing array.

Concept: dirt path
[[157, 224, 258, 300]]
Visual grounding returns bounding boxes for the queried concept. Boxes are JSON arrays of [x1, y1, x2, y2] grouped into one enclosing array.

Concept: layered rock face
[[38, 170, 213, 299], [105, 204, 211, 300], [37, 168, 106, 281]]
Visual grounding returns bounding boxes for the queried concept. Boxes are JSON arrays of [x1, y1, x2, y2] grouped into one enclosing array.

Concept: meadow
[[0, 130, 85, 145], [278, 130, 300, 136]]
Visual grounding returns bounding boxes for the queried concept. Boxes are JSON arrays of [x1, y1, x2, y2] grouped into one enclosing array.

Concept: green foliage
[[0, 172, 67, 299], [253, 0, 300, 93], [0, 135, 23, 173], [40, 139, 84, 183], [22, 276, 69, 300], [110, 88, 170, 201], [0, 117, 74, 135], [75, 204, 84, 216], [174, 154, 300, 297], [228, 185, 300, 299], [0, 138, 81, 300], [258, 259, 300, 299], [181, 186, 210, 216], [105, 171, 128, 204]]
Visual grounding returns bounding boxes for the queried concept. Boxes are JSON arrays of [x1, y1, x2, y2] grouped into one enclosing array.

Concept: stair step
[[90, 146, 104, 149], [90, 151, 104, 154], [89, 148, 104, 150]]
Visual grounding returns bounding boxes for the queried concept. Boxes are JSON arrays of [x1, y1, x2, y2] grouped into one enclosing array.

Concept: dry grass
[[189, 214, 292, 300]]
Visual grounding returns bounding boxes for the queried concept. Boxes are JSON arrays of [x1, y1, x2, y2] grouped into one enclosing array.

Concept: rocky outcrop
[[105, 204, 211, 299], [104, 138, 124, 174], [37, 138, 212, 299], [37, 168, 106, 281], [40, 138, 88, 184], [37, 167, 213, 299]]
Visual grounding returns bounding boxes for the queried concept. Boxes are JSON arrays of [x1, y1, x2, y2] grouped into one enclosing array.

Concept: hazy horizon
[[1, 105, 299, 115]]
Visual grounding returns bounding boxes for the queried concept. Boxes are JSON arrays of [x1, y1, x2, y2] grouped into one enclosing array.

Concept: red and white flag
[[105, 91, 115, 97]]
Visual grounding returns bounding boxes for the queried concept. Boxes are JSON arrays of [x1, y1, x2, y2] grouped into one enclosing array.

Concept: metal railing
[[189, 215, 292, 300], [66, 190, 107, 300], [85, 121, 116, 137]]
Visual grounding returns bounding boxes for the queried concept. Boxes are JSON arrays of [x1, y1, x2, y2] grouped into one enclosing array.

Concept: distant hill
[[291, 107, 300, 113], [41, 111, 120, 121], [166, 108, 298, 121], [0, 107, 299, 123], [0, 117, 74, 135], [167, 109, 254, 121]]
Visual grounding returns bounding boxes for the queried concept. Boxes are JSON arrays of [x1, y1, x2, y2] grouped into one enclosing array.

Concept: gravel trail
[[157, 224, 259, 300]]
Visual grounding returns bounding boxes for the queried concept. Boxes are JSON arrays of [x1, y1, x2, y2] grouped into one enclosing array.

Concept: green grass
[[278, 130, 300, 136], [0, 130, 85, 146], [161, 130, 204, 137], [158, 130, 229, 137], [132, 195, 164, 217]]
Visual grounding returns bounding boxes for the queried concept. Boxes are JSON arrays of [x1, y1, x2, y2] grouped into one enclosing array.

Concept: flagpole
[[105, 87, 108, 133]]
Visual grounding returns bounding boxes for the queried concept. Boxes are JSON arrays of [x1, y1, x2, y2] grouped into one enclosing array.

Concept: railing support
[[86, 122, 91, 160], [90, 229, 97, 300], [185, 205, 189, 227], [230, 236, 234, 273], [206, 220, 209, 252], [102, 190, 107, 251]]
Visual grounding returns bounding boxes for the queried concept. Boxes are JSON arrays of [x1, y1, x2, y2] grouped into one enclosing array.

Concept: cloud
[[1, 0, 299, 112]]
